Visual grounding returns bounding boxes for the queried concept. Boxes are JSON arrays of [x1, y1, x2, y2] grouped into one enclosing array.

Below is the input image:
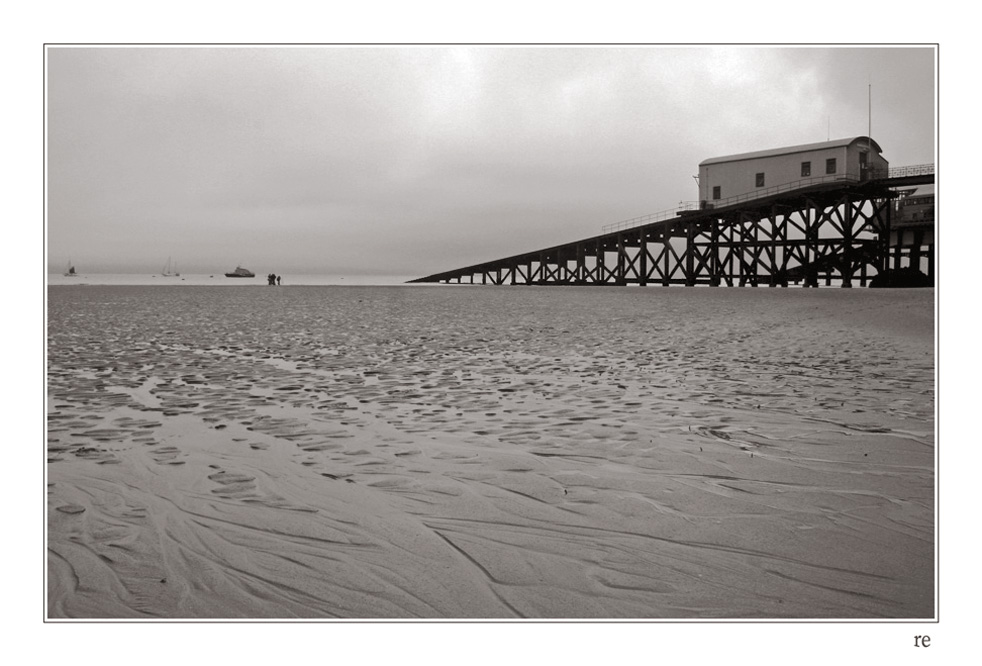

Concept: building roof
[[699, 137, 883, 167]]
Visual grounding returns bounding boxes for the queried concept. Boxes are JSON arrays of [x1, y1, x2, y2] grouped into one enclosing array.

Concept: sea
[[46, 273, 420, 287], [47, 272, 872, 289]]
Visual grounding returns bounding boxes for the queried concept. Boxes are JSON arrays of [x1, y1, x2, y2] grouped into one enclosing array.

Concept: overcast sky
[[46, 45, 935, 277]]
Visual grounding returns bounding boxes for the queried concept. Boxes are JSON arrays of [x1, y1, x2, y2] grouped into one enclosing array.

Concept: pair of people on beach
[[267, 274, 281, 286]]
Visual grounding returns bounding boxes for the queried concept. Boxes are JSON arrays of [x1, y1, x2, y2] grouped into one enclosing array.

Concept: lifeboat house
[[698, 136, 888, 209]]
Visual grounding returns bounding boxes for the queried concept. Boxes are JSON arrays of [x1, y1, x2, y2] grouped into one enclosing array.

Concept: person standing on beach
[[276, 275, 281, 285]]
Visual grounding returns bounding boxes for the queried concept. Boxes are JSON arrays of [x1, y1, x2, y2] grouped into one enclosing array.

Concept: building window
[[712, 186, 721, 200], [756, 172, 765, 187], [801, 161, 811, 177], [826, 158, 837, 174]]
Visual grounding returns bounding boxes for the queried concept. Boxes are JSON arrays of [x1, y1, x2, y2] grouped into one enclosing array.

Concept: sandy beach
[[45, 284, 934, 619]]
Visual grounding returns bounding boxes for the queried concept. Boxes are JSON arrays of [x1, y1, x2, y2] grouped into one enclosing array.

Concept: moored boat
[[225, 266, 255, 278], [162, 257, 180, 276]]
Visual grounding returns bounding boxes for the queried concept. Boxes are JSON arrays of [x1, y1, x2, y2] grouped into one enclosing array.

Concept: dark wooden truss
[[410, 175, 934, 288]]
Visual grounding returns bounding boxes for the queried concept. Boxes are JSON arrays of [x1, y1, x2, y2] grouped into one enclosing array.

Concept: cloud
[[46, 46, 935, 275]]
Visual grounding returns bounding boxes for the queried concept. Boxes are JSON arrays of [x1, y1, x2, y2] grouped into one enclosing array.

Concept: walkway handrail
[[708, 171, 867, 209], [600, 163, 934, 234], [601, 202, 698, 234], [887, 163, 935, 178]]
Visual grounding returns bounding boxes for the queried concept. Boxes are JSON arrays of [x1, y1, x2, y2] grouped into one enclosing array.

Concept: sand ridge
[[46, 285, 934, 618]]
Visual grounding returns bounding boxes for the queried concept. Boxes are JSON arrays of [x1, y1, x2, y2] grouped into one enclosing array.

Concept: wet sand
[[46, 285, 934, 619]]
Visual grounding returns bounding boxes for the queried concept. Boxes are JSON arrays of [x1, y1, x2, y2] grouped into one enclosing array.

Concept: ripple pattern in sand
[[47, 285, 934, 618]]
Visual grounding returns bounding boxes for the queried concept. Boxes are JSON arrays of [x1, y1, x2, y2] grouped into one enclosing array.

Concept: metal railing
[[887, 163, 934, 178], [601, 202, 697, 234], [706, 171, 869, 210], [599, 163, 935, 234]]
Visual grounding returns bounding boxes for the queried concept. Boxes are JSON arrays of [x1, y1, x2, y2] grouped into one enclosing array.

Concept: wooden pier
[[410, 168, 935, 288]]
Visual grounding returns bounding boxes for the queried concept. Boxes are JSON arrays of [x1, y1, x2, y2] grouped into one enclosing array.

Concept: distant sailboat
[[63, 259, 78, 277], [162, 257, 180, 276]]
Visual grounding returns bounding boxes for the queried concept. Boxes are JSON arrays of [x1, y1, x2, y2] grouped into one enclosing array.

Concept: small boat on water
[[63, 260, 79, 277], [225, 266, 256, 278], [161, 257, 180, 276]]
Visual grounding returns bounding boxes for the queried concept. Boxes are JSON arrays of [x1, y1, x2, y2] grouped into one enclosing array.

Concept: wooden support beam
[[639, 234, 648, 286], [685, 223, 695, 286], [410, 185, 904, 289]]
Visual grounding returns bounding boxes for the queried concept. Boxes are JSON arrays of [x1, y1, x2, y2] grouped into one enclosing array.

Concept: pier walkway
[[410, 166, 935, 288]]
